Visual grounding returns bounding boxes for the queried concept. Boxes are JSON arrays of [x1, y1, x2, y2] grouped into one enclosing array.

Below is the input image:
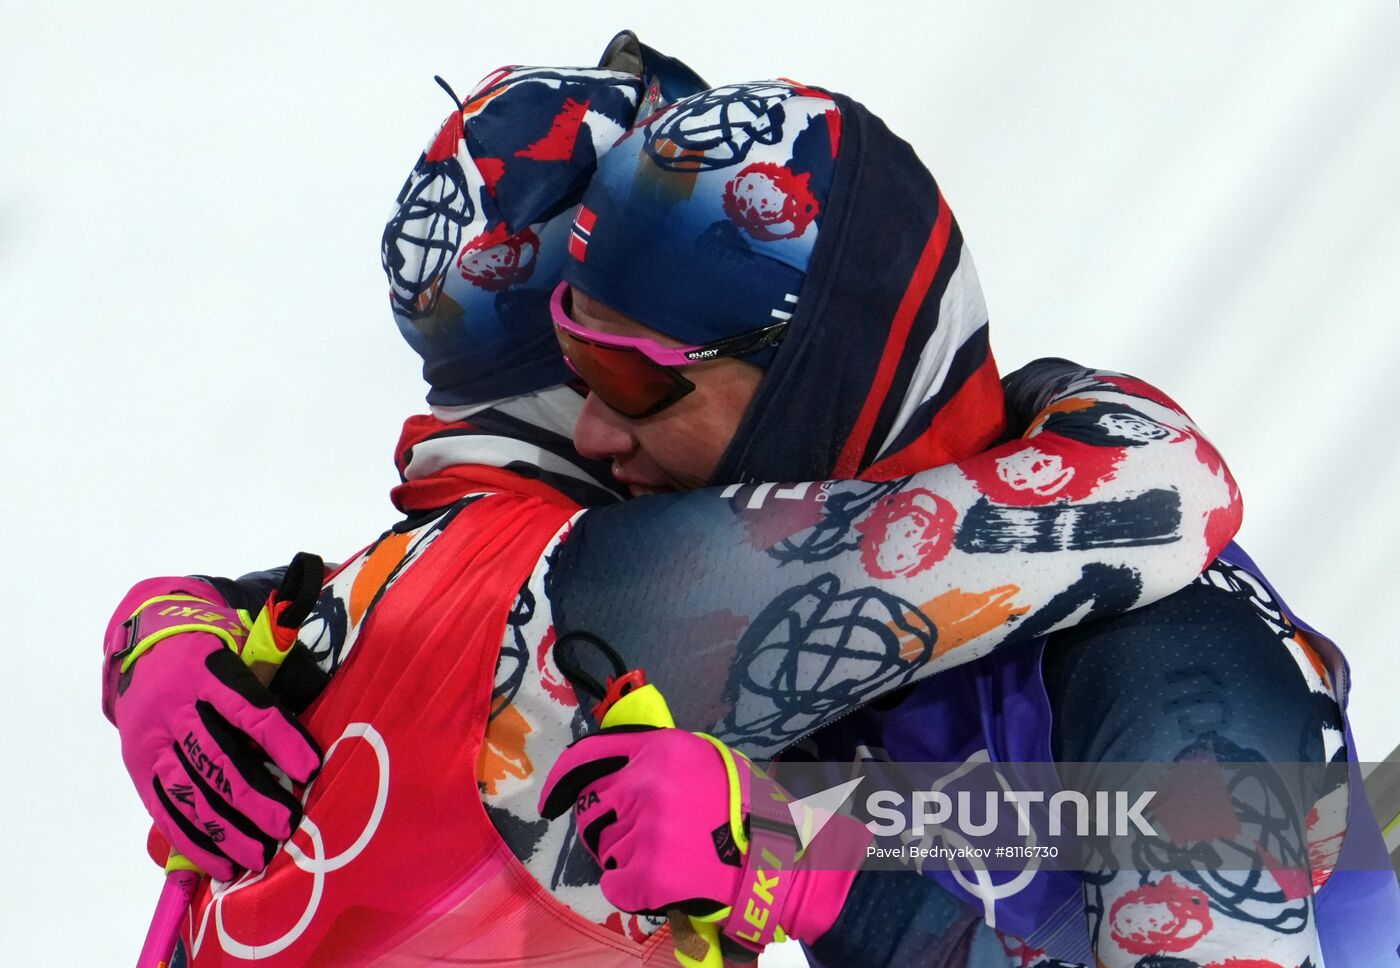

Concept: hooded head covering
[[381, 35, 709, 409], [562, 82, 840, 367], [381, 66, 640, 408], [562, 80, 1007, 483]]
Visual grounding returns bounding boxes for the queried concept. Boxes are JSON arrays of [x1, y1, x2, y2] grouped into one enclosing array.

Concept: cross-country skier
[[528, 77, 1400, 967]]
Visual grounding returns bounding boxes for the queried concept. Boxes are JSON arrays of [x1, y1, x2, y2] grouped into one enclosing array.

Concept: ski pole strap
[[116, 595, 252, 674], [249, 552, 329, 714], [725, 769, 802, 950]]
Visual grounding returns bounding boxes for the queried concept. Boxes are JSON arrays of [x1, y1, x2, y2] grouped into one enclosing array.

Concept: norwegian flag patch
[[568, 206, 597, 261]]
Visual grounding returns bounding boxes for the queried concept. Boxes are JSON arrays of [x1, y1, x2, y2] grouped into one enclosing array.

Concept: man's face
[[569, 289, 764, 496]]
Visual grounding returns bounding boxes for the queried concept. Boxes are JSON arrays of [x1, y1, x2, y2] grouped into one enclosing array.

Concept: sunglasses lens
[[554, 327, 692, 418]]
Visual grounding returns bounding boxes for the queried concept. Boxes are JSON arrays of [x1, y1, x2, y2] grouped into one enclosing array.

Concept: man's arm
[[110, 354, 1238, 757], [549, 359, 1241, 757]]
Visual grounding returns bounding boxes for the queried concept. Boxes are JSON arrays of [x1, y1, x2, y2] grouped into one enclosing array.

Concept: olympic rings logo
[[189, 723, 390, 960]]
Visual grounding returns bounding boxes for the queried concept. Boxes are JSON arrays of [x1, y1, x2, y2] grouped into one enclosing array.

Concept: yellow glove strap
[[119, 596, 252, 673]]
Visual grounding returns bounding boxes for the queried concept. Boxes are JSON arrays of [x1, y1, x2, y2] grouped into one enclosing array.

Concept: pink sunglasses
[[549, 281, 786, 418]]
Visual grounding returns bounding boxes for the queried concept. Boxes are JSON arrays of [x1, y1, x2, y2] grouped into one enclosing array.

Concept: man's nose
[[574, 392, 636, 461]]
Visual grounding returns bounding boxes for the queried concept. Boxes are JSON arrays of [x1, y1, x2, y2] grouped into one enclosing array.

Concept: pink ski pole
[[135, 858, 202, 968]]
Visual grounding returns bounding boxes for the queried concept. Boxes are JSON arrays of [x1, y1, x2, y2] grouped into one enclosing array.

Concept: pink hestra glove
[[103, 577, 322, 881], [539, 725, 871, 952]]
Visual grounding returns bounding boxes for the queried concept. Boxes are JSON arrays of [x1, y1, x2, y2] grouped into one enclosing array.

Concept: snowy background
[[2, 3, 1397, 964]]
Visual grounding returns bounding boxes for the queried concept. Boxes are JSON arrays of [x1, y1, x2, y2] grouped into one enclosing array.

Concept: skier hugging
[[105, 31, 1399, 968]]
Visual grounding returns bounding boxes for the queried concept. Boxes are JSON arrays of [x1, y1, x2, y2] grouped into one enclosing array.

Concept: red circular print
[[457, 224, 540, 292], [855, 489, 957, 579], [722, 161, 820, 241], [1109, 877, 1213, 955], [960, 438, 1124, 507]]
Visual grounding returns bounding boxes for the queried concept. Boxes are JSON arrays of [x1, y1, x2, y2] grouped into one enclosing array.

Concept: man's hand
[[104, 580, 322, 881], [539, 725, 869, 952]]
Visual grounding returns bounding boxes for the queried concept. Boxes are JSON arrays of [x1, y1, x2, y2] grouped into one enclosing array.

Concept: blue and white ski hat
[[562, 80, 842, 367], [381, 65, 644, 407], [568, 79, 999, 485]]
